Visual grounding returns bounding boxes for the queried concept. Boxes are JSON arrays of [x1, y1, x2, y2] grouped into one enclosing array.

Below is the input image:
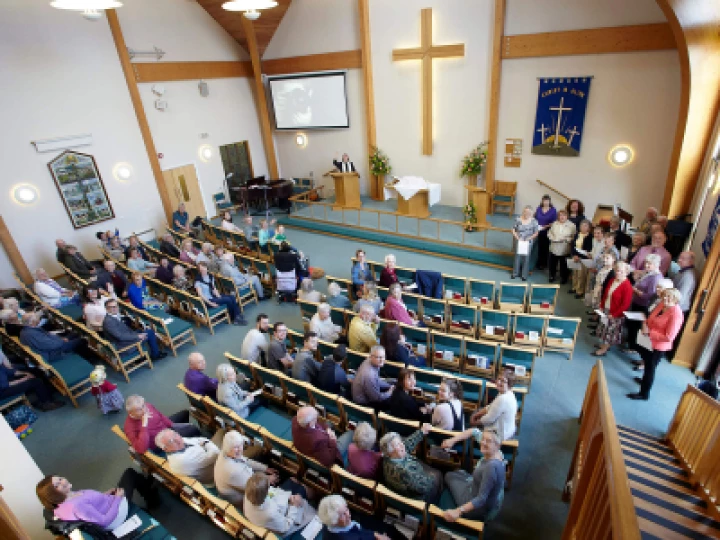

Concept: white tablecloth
[[383, 176, 441, 206]]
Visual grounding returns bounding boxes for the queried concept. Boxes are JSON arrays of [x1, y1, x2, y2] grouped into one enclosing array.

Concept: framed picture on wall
[[48, 150, 115, 229]]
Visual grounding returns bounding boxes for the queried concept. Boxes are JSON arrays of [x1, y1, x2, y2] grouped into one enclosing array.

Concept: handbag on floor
[[5, 404, 38, 430]]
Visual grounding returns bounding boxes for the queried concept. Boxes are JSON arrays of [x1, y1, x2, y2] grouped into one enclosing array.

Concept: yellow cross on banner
[[392, 8, 465, 156]]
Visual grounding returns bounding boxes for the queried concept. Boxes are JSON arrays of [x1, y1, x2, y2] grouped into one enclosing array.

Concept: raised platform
[[281, 196, 516, 268]]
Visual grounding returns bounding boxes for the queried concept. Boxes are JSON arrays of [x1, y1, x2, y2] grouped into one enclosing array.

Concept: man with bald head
[[183, 352, 218, 399], [291, 406, 354, 467]]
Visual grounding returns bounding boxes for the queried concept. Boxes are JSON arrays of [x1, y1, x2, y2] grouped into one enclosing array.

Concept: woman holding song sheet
[[592, 262, 633, 357], [511, 206, 539, 281]]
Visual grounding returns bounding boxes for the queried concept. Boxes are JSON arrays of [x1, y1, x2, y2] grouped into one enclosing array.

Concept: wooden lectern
[[330, 172, 361, 210], [464, 186, 490, 226], [389, 187, 431, 218]]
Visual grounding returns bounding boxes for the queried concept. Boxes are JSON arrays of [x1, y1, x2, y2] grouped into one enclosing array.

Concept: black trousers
[[537, 229, 550, 269], [168, 410, 201, 438], [638, 348, 663, 398], [548, 253, 569, 282], [117, 467, 158, 507]]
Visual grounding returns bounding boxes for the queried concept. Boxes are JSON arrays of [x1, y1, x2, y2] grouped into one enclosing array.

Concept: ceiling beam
[[502, 23, 676, 59], [132, 61, 253, 83], [262, 50, 362, 75], [241, 16, 279, 179]]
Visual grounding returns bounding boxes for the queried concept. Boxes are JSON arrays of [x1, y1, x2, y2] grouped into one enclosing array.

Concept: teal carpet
[[21, 225, 694, 540]]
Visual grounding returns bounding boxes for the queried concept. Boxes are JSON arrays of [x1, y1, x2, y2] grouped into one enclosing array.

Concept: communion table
[[384, 176, 441, 218]]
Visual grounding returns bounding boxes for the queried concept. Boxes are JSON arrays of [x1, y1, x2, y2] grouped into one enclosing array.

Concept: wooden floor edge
[[284, 222, 514, 271]]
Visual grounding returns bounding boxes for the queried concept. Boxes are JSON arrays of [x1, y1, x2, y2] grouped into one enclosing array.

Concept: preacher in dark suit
[[102, 300, 166, 360], [333, 153, 356, 173]]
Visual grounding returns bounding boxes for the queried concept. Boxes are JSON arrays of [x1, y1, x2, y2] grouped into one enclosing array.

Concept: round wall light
[[11, 184, 39, 206], [295, 133, 308, 148], [199, 144, 213, 162], [609, 144, 634, 168], [113, 162, 134, 182]]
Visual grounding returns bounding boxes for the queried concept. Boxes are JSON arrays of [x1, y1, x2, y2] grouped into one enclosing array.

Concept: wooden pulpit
[[330, 172, 361, 210], [465, 186, 490, 226], [389, 187, 431, 218]]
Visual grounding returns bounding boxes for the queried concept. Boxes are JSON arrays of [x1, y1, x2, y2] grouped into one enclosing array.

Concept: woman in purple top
[[37, 469, 158, 530], [624, 253, 663, 353], [347, 422, 383, 480], [534, 195, 557, 270]]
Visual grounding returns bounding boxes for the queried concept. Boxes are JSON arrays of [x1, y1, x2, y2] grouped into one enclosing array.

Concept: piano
[[229, 176, 294, 213]]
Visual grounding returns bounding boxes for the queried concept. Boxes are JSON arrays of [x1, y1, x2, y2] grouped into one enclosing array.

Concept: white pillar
[[0, 415, 51, 538]]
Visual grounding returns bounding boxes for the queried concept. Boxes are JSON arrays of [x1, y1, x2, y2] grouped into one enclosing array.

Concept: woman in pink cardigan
[[384, 283, 420, 326], [628, 288, 684, 401]]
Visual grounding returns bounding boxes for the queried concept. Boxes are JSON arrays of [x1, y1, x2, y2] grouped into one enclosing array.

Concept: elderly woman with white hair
[[214, 430, 279, 505], [196, 242, 220, 273], [379, 254, 399, 288], [511, 205, 540, 281], [318, 495, 392, 540], [592, 262, 634, 357], [310, 303, 342, 342], [33, 268, 79, 308], [216, 363, 258, 419], [244, 472, 315, 536], [326, 282, 352, 309], [440, 429, 506, 522], [624, 253, 663, 354], [380, 423, 442, 504], [347, 422, 382, 480], [384, 283, 420, 326], [172, 264, 194, 293], [298, 278, 322, 303], [628, 288, 684, 401]]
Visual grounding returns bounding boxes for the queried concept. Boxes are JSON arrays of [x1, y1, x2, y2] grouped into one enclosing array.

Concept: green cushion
[[494, 195, 513, 202], [51, 354, 91, 387], [248, 407, 292, 439], [58, 305, 83, 321], [206, 305, 228, 317], [163, 317, 193, 337]]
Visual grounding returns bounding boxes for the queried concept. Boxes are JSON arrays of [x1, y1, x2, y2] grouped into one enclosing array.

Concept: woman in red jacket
[[628, 288, 684, 401], [592, 262, 633, 357]]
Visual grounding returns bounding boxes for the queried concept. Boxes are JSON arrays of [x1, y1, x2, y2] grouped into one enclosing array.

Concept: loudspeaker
[[198, 81, 209, 97]]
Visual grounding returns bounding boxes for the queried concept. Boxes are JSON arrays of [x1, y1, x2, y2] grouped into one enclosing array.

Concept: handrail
[[563, 360, 641, 540], [536, 179, 571, 201], [288, 189, 514, 254]]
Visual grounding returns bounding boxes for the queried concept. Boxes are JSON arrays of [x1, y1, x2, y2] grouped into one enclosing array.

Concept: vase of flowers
[[463, 202, 477, 232], [369, 146, 392, 176], [460, 142, 489, 186]]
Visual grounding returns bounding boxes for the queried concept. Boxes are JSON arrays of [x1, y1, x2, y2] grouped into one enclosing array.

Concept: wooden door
[[161, 164, 206, 219]]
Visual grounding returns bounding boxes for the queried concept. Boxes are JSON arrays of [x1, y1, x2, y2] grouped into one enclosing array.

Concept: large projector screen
[[268, 72, 349, 130]]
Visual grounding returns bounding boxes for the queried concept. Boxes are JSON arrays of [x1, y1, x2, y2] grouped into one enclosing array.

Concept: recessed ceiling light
[[113, 162, 133, 181], [609, 144, 634, 167], [199, 144, 213, 162], [295, 133, 308, 148], [11, 184, 39, 205]]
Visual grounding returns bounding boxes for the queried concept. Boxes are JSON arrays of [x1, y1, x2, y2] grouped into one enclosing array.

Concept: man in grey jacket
[[102, 300, 166, 360], [291, 332, 321, 383]]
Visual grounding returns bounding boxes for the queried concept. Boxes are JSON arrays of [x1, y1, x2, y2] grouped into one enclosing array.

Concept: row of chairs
[[346, 258, 559, 313], [200, 219, 282, 267], [169, 392, 490, 539], [218, 351, 523, 488]]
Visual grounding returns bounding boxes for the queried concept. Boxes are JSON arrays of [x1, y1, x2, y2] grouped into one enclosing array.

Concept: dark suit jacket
[[64, 253, 94, 278], [96, 269, 129, 294], [613, 230, 631, 250], [387, 388, 432, 423], [103, 315, 140, 348], [291, 416, 342, 467], [333, 160, 356, 173]]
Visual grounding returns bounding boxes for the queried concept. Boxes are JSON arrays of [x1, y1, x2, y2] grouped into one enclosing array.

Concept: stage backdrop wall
[[264, 0, 367, 196], [0, 0, 164, 286], [119, 0, 268, 218]]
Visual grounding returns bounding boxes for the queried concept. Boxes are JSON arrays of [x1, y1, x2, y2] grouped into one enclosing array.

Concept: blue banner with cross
[[532, 77, 592, 157]]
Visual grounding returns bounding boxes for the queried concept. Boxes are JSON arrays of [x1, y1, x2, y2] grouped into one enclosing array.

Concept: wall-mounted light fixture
[[11, 184, 39, 206], [608, 144, 634, 168], [113, 162, 133, 182], [199, 144, 213, 163], [295, 133, 308, 148]]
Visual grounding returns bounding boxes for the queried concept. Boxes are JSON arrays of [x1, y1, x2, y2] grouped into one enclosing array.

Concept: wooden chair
[[456, 376, 486, 415], [442, 275, 468, 303], [331, 465, 379, 517], [527, 284, 560, 314], [491, 180, 517, 216], [431, 331, 464, 372], [498, 345, 535, 389], [463, 338, 499, 380], [117, 299, 196, 357], [176, 383, 214, 430], [420, 297, 448, 331], [376, 484, 428, 539], [339, 397, 377, 431], [429, 504, 485, 540], [308, 385, 344, 431], [262, 428, 301, 477], [423, 426, 466, 471], [252, 364, 287, 408], [296, 450, 334, 496], [223, 352, 257, 387], [468, 279, 496, 309], [400, 322, 431, 359], [280, 374, 313, 414], [498, 282, 527, 312], [478, 309, 512, 344], [512, 313, 547, 354], [378, 412, 420, 438], [544, 316, 581, 360], [447, 302, 478, 338]]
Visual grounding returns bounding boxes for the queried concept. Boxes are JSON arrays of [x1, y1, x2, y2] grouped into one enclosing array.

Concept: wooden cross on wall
[[393, 8, 465, 156]]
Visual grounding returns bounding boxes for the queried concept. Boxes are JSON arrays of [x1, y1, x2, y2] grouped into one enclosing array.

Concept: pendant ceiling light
[[50, 0, 123, 10], [222, 0, 278, 20]]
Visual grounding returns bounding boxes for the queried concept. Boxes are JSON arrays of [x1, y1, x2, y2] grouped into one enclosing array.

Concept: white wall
[[118, 0, 267, 216], [371, 0, 494, 206], [0, 1, 165, 285], [0, 415, 50, 538], [497, 51, 680, 220]]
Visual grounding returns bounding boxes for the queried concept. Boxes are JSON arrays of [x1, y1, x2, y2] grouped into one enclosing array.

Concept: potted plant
[[460, 142, 489, 186], [463, 202, 477, 232], [369, 146, 392, 177]]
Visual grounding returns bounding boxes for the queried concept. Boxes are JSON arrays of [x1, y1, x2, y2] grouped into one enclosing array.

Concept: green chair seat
[[494, 195, 513, 202], [439, 489, 457, 511], [164, 317, 193, 337], [206, 305, 228, 317], [58, 305, 83, 321], [248, 407, 292, 438], [51, 354, 91, 387]]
